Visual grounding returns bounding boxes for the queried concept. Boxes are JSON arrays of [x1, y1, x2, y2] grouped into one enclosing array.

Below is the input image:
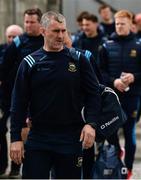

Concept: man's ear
[[40, 26, 45, 36]]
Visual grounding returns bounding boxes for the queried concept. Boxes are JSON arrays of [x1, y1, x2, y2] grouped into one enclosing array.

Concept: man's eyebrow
[[52, 29, 66, 32]]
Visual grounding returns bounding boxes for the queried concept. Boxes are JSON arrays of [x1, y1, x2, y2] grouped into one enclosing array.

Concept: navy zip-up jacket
[[99, 32, 141, 95], [0, 33, 44, 82], [10, 47, 101, 153], [0, 33, 44, 110]]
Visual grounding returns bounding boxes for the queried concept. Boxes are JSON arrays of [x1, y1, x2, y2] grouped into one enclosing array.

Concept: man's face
[[82, 19, 98, 37], [24, 14, 41, 36], [41, 19, 67, 51], [100, 7, 112, 21], [6, 26, 23, 44], [115, 17, 131, 36], [6, 31, 21, 44]]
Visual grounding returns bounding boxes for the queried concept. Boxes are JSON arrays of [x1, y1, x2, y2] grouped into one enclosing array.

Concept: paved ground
[[132, 160, 141, 179]]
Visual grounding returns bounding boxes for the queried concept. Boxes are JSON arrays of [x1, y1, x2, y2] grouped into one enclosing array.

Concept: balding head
[[5, 24, 23, 44]]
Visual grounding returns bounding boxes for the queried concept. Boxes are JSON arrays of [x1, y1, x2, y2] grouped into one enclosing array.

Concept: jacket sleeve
[[0, 42, 18, 81], [80, 54, 101, 129], [99, 44, 116, 87], [10, 60, 30, 142], [89, 54, 104, 84]]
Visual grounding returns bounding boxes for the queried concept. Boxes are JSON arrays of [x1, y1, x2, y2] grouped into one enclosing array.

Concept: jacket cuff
[[11, 133, 22, 143], [87, 122, 97, 130]]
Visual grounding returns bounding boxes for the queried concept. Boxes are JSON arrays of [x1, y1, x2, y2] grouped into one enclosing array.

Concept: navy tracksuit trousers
[[22, 148, 82, 179], [120, 95, 140, 170]]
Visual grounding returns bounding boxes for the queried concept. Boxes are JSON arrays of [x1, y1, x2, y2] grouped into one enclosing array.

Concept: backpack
[[69, 48, 127, 142], [93, 142, 127, 179]]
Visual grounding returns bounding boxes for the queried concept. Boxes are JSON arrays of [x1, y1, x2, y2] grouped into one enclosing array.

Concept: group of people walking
[[0, 3, 141, 179]]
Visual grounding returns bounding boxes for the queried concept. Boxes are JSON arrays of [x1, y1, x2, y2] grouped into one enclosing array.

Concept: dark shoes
[[8, 162, 21, 179], [8, 170, 21, 179]]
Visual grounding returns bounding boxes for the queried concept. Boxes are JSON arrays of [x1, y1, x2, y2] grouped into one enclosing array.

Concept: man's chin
[[52, 46, 63, 51]]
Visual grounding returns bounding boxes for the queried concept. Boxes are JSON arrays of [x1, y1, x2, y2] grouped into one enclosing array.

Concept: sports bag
[[69, 48, 127, 142], [95, 84, 127, 142], [93, 142, 127, 179]]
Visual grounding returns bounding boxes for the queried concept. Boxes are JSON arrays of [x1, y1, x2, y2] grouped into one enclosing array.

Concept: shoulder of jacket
[[13, 36, 21, 48], [24, 49, 48, 68], [13, 33, 29, 48], [24, 54, 36, 68], [135, 38, 141, 45], [84, 50, 92, 61], [69, 48, 92, 62], [106, 40, 115, 44], [103, 40, 115, 48], [69, 47, 81, 61]]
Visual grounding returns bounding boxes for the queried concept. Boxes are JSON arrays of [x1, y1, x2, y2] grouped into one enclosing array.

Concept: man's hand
[[120, 72, 134, 85], [80, 124, 96, 149], [114, 78, 127, 92], [10, 141, 24, 165]]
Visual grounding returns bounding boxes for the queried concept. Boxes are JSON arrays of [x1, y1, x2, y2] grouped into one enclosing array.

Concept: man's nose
[[58, 31, 65, 37]]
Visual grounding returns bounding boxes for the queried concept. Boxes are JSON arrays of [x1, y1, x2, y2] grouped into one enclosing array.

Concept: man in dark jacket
[[10, 11, 101, 179], [0, 24, 23, 177], [98, 4, 115, 38], [0, 8, 43, 178], [99, 10, 141, 179]]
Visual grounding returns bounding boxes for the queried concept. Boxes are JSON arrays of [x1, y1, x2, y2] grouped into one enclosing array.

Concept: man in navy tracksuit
[[0, 25, 23, 176], [99, 10, 141, 179], [10, 11, 101, 179], [0, 8, 43, 177]]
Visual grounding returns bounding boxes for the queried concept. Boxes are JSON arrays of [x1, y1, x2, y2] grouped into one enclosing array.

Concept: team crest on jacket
[[132, 110, 137, 118], [68, 62, 77, 72], [76, 157, 83, 167], [130, 49, 137, 57]]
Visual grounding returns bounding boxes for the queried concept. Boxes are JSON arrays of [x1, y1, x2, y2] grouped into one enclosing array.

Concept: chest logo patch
[[130, 49, 137, 57], [68, 62, 77, 72], [76, 157, 83, 167]]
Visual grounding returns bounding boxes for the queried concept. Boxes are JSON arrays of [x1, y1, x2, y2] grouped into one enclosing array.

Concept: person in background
[[132, 13, 141, 123], [73, 13, 106, 64], [10, 11, 101, 179], [98, 4, 115, 38], [71, 11, 89, 45], [99, 10, 141, 179], [0, 8, 43, 178], [0, 24, 23, 178], [135, 13, 141, 39], [5, 25, 23, 44], [76, 11, 90, 32], [0, 24, 23, 103], [131, 13, 138, 34]]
